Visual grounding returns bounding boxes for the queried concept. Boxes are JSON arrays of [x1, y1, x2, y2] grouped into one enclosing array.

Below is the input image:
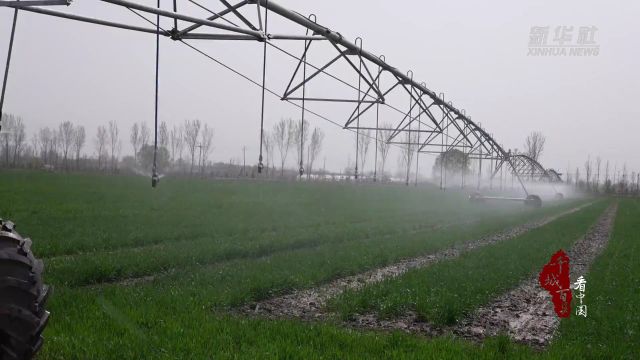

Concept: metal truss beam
[[0, 0, 562, 191], [0, 0, 69, 6], [100, 0, 264, 38], [176, 0, 248, 36]]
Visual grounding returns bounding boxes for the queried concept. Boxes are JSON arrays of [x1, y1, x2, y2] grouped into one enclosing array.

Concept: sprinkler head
[[151, 173, 160, 188], [299, 166, 304, 176], [258, 162, 264, 174]]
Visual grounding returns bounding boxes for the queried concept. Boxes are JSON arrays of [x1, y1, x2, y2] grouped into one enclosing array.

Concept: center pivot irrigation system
[[1, 0, 562, 205]]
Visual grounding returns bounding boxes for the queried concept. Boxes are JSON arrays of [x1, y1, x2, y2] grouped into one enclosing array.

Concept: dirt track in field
[[240, 202, 593, 321], [452, 202, 617, 347]]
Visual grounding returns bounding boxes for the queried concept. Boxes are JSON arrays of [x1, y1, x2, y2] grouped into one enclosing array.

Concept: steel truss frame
[[0, 0, 560, 193], [492, 154, 563, 183]]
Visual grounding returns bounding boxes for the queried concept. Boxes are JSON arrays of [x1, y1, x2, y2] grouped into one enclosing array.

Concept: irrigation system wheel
[[468, 192, 485, 203], [524, 195, 543, 208], [0, 219, 49, 360]]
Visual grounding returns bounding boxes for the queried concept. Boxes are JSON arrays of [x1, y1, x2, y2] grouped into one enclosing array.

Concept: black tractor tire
[[0, 219, 50, 360]]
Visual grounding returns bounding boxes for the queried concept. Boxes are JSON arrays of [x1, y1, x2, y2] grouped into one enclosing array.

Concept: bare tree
[[73, 125, 86, 170], [95, 125, 108, 170], [262, 130, 275, 175], [622, 164, 629, 192], [200, 124, 214, 174], [11, 117, 26, 167], [176, 125, 185, 165], [184, 119, 201, 175], [169, 124, 183, 164], [108, 120, 119, 171], [27, 139, 37, 161], [595, 157, 602, 192], [130, 123, 140, 161], [307, 127, 324, 179], [159, 121, 169, 149], [38, 127, 52, 164], [58, 121, 74, 169], [293, 119, 310, 174], [273, 118, 295, 176], [140, 122, 150, 148], [358, 130, 371, 173], [524, 131, 546, 162], [584, 156, 592, 190], [117, 139, 122, 170], [400, 131, 419, 185], [30, 133, 39, 163], [376, 123, 393, 180], [0, 114, 25, 167], [50, 129, 60, 166]]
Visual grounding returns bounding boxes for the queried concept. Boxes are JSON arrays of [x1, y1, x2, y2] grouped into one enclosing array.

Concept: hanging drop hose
[[439, 94, 444, 190], [354, 37, 363, 180], [298, 14, 315, 179], [373, 55, 384, 182], [0, 7, 19, 133], [444, 96, 449, 191], [257, 0, 269, 174], [299, 31, 308, 178], [151, 0, 161, 187], [416, 82, 426, 187], [405, 70, 413, 186]]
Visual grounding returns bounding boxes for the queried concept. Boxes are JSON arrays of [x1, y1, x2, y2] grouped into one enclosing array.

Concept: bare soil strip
[[452, 202, 617, 347], [241, 202, 593, 320]]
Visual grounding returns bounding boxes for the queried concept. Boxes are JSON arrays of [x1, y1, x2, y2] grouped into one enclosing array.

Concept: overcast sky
[[1, 0, 638, 177]]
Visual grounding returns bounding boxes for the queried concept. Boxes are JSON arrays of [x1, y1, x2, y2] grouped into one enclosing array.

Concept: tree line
[[523, 131, 639, 195], [1, 114, 87, 171], [0, 113, 331, 180], [0, 113, 220, 176], [4, 114, 635, 192], [260, 118, 325, 179]]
